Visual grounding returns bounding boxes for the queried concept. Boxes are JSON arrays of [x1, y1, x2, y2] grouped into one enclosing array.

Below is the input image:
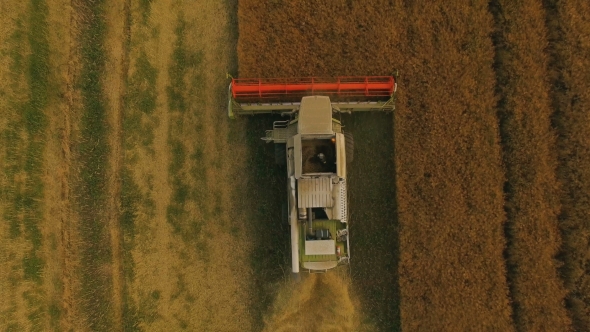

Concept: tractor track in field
[[56, 0, 79, 329], [57, 110, 75, 332], [103, 0, 131, 329]]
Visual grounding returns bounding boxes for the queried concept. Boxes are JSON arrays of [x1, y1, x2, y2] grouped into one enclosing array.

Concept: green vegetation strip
[[75, 1, 114, 330], [166, 16, 190, 239], [119, 7, 160, 328], [166, 15, 207, 257], [124, 50, 157, 153], [119, 168, 141, 331], [1, 0, 50, 330], [163, 16, 215, 330]]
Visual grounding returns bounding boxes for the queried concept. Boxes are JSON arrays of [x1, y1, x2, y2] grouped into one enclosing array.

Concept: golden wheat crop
[[545, 1, 590, 330], [490, 0, 572, 330]]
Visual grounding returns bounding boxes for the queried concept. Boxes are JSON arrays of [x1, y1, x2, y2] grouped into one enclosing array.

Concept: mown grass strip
[[26, 0, 49, 136], [165, 16, 189, 241], [119, 168, 141, 332], [0, 15, 27, 332], [163, 18, 214, 330], [21, 0, 50, 285], [119, 14, 161, 330], [543, 0, 590, 330], [0, 0, 50, 330], [124, 50, 158, 153], [165, 14, 206, 252], [75, 0, 114, 330], [489, 0, 572, 330]]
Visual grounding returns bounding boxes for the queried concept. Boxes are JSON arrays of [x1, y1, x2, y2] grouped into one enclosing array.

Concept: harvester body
[[229, 76, 396, 280]]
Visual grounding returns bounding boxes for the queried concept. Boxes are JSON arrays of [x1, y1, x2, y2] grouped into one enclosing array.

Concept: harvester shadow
[[241, 112, 401, 331], [222, 0, 289, 328], [342, 112, 401, 332], [243, 114, 291, 330]]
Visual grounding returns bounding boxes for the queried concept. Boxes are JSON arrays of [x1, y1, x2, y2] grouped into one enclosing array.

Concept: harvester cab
[[228, 76, 397, 281]]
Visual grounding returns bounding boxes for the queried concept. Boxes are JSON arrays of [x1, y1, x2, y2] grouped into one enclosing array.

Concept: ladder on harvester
[[262, 120, 298, 143]]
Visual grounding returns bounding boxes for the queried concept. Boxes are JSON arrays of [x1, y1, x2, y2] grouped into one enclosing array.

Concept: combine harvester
[[228, 76, 397, 280]]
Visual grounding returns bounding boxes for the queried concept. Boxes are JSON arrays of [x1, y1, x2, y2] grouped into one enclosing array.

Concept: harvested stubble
[[238, 0, 515, 330], [490, 0, 572, 330]]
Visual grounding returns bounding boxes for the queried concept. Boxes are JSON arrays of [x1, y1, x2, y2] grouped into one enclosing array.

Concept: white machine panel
[[298, 177, 334, 208], [298, 96, 333, 135], [305, 240, 335, 255]]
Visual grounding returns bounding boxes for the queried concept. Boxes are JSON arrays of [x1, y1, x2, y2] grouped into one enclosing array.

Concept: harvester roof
[[298, 96, 333, 135]]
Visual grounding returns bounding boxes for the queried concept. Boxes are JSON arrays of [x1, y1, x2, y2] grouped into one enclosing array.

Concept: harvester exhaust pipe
[[289, 176, 300, 281]]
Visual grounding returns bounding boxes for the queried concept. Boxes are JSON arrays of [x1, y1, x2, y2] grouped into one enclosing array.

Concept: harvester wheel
[[275, 143, 286, 166], [345, 132, 354, 163]]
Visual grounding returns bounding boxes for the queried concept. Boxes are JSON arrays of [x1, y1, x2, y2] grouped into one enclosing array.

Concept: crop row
[[544, 0, 590, 330], [490, 0, 572, 330], [392, 2, 516, 330]]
